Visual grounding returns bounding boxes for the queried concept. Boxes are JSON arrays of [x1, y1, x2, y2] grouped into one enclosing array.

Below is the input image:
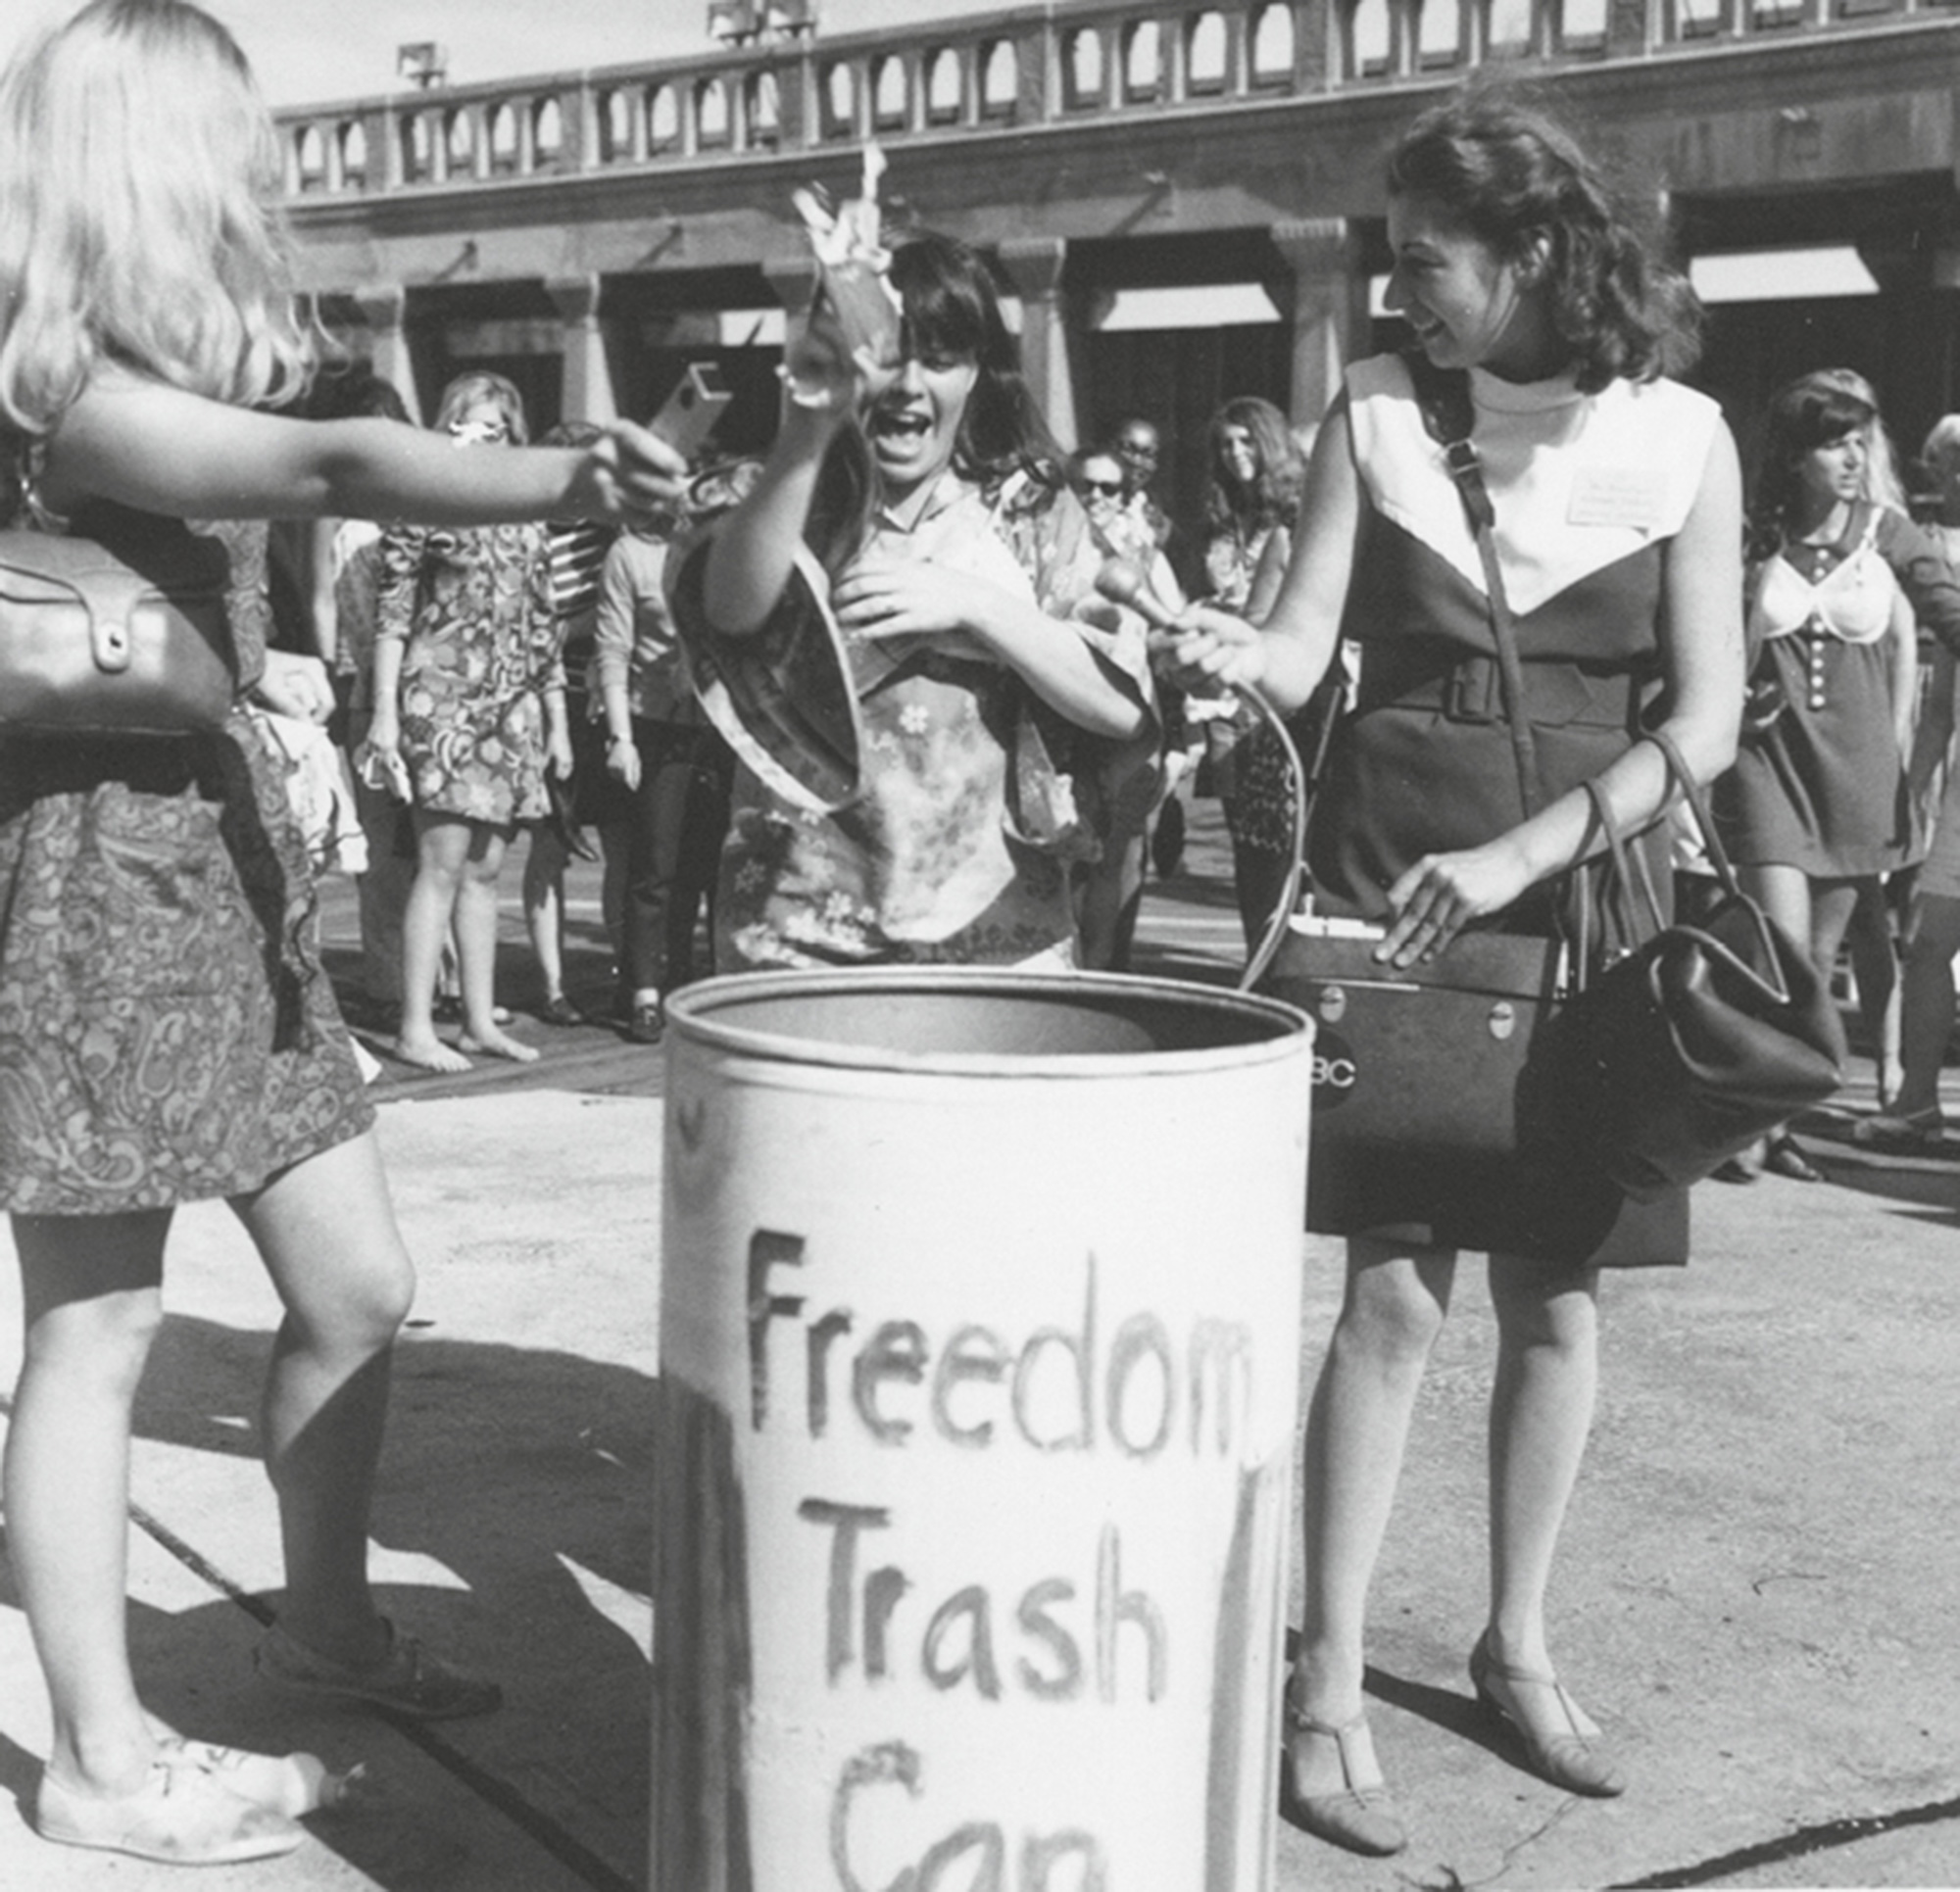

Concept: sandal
[[1281, 1693, 1407, 1857], [257, 1618, 503, 1721], [1469, 1631, 1626, 1798], [35, 1757, 303, 1865]]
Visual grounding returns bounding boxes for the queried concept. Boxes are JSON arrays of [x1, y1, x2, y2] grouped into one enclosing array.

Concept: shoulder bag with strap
[[0, 453, 236, 737]]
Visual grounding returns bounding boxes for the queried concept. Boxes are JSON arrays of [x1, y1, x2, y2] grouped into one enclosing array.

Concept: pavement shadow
[[0, 1726, 37, 1849], [1783, 1120, 1960, 1223], [133, 1307, 654, 1636], [124, 1313, 657, 1885]]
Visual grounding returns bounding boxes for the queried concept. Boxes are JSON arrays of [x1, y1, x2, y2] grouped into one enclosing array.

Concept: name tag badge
[[1568, 465, 1667, 531]]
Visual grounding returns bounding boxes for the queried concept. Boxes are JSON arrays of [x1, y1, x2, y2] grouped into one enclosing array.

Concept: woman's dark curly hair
[[1202, 396, 1304, 537], [1388, 89, 1701, 392], [1745, 370, 1877, 558], [808, 229, 1065, 571]]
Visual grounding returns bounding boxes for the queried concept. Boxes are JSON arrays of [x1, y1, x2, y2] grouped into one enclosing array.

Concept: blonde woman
[[0, 2, 684, 1863]]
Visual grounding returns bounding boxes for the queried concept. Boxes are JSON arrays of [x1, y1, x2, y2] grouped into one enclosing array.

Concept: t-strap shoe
[[1469, 1631, 1626, 1797], [1282, 1693, 1408, 1857], [257, 1618, 503, 1721]]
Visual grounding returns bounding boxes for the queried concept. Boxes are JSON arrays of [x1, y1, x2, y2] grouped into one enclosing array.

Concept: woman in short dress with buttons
[[1719, 371, 1960, 1177]]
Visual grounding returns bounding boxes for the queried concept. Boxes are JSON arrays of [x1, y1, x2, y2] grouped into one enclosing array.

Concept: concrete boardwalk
[[0, 811, 1956, 1890]]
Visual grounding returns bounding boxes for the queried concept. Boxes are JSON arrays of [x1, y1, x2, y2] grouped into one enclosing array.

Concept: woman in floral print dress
[[680, 229, 1154, 971], [365, 372, 563, 1069]]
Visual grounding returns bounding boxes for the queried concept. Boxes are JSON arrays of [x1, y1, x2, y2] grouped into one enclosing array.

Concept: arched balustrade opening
[[980, 39, 1018, 117], [1187, 10, 1229, 92], [1123, 19, 1164, 99], [821, 60, 858, 136], [872, 54, 908, 130], [339, 120, 367, 188], [649, 85, 681, 153], [1346, 0, 1394, 75], [533, 97, 564, 167], [488, 102, 520, 173], [1064, 25, 1107, 107], [294, 123, 326, 192], [696, 75, 732, 148], [925, 46, 963, 123], [1251, 2, 1296, 81]]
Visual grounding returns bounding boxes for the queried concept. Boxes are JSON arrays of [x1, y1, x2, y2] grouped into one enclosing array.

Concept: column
[[996, 236, 1077, 453], [1268, 218, 1367, 433], [352, 283, 421, 425], [547, 273, 617, 425]]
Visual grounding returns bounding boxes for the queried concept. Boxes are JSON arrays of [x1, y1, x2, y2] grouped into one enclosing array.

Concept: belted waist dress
[[1304, 353, 1722, 1265]]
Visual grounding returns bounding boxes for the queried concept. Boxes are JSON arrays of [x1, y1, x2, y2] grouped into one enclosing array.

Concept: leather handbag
[[0, 527, 236, 737], [1567, 728, 1846, 1198], [1267, 919, 1571, 1160]]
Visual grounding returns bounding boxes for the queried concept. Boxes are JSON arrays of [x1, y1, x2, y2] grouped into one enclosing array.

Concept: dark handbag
[[0, 526, 236, 736], [1568, 728, 1846, 1198], [1267, 922, 1568, 1159]]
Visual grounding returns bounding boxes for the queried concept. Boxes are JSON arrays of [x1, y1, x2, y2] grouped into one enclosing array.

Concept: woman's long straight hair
[[0, 0, 312, 434]]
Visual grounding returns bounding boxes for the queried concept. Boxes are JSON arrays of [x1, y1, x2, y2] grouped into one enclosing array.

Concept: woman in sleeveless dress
[[1167, 91, 1744, 1856]]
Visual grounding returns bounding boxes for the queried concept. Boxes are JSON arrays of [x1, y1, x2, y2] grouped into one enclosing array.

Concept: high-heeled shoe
[[1281, 1694, 1408, 1857], [1469, 1631, 1626, 1798]]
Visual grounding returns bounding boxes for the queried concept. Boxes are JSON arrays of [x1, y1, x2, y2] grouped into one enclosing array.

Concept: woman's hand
[[605, 732, 642, 792], [1378, 839, 1538, 969], [833, 557, 1002, 663], [1152, 605, 1264, 700], [255, 650, 334, 724], [355, 715, 410, 800], [781, 294, 897, 418], [548, 727, 575, 781], [571, 423, 691, 529]]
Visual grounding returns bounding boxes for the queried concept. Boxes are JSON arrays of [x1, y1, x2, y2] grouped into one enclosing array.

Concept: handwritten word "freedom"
[[747, 1233, 1255, 1460]]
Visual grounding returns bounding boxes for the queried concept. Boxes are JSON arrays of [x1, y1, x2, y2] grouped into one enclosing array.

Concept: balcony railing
[[275, 0, 1959, 198]]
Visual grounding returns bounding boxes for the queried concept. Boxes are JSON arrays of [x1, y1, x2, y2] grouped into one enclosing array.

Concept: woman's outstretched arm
[[42, 374, 686, 530]]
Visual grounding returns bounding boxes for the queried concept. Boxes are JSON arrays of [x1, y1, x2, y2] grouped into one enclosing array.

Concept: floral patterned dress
[[697, 470, 1154, 971], [376, 520, 558, 826], [0, 483, 372, 1216]]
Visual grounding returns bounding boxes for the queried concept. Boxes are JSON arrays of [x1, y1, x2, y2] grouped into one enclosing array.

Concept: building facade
[[276, 0, 1960, 529]]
